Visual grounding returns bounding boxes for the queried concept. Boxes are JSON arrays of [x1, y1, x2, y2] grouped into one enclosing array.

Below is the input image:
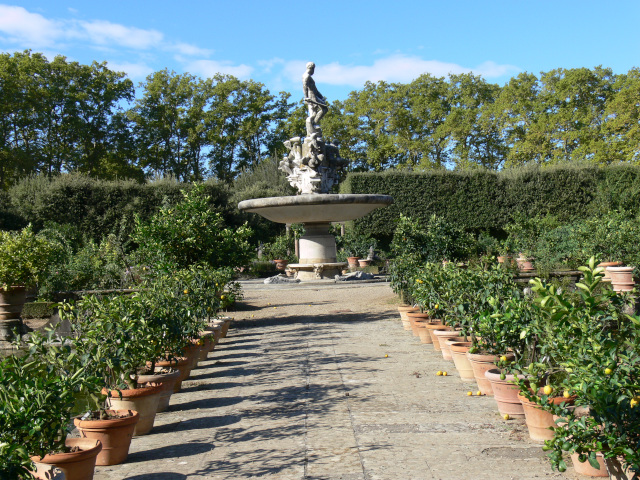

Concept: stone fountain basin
[[237, 194, 393, 224]]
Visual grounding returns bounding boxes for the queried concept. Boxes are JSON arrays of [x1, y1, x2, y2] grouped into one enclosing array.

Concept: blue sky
[[2, 1, 639, 102]]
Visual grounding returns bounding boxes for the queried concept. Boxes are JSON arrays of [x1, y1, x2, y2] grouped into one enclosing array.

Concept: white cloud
[[258, 57, 285, 73], [105, 61, 154, 80], [169, 42, 212, 57], [282, 55, 520, 87], [0, 5, 62, 47], [80, 20, 163, 50], [185, 59, 253, 79]]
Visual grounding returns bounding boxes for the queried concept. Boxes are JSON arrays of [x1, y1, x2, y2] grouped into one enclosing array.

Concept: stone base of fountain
[[238, 195, 393, 282]]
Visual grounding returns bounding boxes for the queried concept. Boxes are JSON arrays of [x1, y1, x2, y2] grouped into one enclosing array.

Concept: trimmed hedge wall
[[1, 174, 240, 241], [340, 165, 640, 245]]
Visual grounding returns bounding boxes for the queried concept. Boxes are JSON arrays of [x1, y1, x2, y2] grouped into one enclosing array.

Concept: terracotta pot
[[74, 410, 139, 466], [0, 285, 26, 341], [517, 393, 572, 442], [484, 369, 528, 418], [183, 342, 202, 370], [516, 255, 535, 272], [273, 259, 288, 270], [31, 438, 102, 480], [105, 384, 162, 436], [398, 305, 419, 331], [358, 259, 371, 267], [347, 256, 360, 269], [436, 332, 464, 361], [607, 266, 635, 292], [571, 452, 608, 477], [155, 357, 191, 392], [605, 456, 638, 480], [137, 368, 180, 412], [214, 316, 232, 337], [411, 319, 432, 343], [450, 342, 475, 381], [406, 311, 430, 334], [197, 334, 215, 359], [203, 324, 222, 350], [467, 352, 514, 396], [598, 261, 623, 282], [425, 322, 448, 350]]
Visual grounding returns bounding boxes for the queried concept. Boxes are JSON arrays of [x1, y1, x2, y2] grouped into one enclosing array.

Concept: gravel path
[[93, 280, 580, 480]]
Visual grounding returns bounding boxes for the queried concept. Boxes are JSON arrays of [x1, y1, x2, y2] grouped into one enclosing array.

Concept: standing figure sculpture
[[280, 62, 346, 195], [302, 62, 328, 136]]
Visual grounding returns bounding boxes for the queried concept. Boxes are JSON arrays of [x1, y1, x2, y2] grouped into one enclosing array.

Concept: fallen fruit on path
[[467, 391, 473, 396], [442, 371, 448, 376], [476, 391, 482, 396], [503, 414, 510, 420], [436, 371, 443, 376], [384, 354, 388, 358]]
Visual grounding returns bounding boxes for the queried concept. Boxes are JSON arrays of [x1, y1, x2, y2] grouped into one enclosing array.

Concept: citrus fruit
[[442, 371, 448, 376], [436, 371, 443, 376], [499, 372, 506, 380], [500, 355, 507, 362], [467, 391, 473, 396], [631, 397, 639, 408], [503, 414, 510, 420], [384, 354, 388, 358], [476, 391, 482, 396], [543, 385, 553, 395], [563, 390, 571, 399], [605, 367, 613, 375]]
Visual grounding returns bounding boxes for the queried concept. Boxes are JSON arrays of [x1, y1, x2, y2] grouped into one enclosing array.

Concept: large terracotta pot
[[137, 368, 180, 412], [183, 341, 202, 370], [214, 316, 233, 338], [450, 342, 475, 381], [406, 312, 430, 336], [197, 333, 215, 359], [485, 369, 528, 418], [155, 357, 191, 393], [424, 322, 448, 350], [607, 266, 635, 292], [598, 261, 623, 282], [358, 259, 371, 268], [571, 452, 608, 477], [517, 393, 574, 442], [347, 256, 359, 269], [273, 259, 288, 270], [467, 352, 514, 396], [411, 319, 432, 343], [203, 324, 222, 350], [0, 286, 26, 341], [74, 410, 139, 466], [436, 332, 464, 361], [516, 254, 534, 272], [398, 305, 419, 330], [105, 384, 162, 436], [32, 438, 102, 480]]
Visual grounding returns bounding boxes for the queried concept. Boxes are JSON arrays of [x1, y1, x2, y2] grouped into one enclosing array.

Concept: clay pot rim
[[74, 409, 140, 428], [153, 356, 189, 367], [31, 437, 102, 463], [444, 336, 467, 344], [485, 368, 528, 381], [137, 369, 181, 383], [423, 322, 446, 330], [398, 305, 419, 312], [517, 391, 577, 406], [406, 312, 430, 318], [607, 266, 634, 272], [102, 383, 163, 398], [467, 351, 513, 362], [434, 329, 462, 336], [449, 341, 472, 353]]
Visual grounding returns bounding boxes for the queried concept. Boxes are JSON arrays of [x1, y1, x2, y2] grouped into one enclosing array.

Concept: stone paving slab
[[93, 282, 585, 480]]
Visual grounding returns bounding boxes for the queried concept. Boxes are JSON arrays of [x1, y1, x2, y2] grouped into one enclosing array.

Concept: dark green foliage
[[5, 173, 235, 244], [341, 165, 640, 247]]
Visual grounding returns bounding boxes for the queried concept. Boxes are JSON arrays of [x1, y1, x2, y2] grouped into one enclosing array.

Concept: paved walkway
[[94, 281, 579, 480]]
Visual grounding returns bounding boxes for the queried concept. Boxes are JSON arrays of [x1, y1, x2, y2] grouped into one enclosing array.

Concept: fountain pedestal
[[238, 194, 393, 281], [288, 222, 346, 280]]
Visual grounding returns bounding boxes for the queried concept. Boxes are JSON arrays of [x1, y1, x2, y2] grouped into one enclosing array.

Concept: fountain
[[238, 62, 393, 280]]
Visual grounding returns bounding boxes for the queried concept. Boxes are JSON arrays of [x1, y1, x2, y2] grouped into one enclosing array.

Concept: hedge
[[340, 165, 640, 246], [2, 174, 240, 242]]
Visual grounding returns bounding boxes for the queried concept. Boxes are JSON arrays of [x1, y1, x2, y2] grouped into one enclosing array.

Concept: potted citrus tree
[[0, 329, 102, 479], [0, 225, 55, 342]]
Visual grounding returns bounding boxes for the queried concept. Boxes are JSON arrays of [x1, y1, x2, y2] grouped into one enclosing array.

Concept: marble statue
[[279, 62, 347, 195]]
